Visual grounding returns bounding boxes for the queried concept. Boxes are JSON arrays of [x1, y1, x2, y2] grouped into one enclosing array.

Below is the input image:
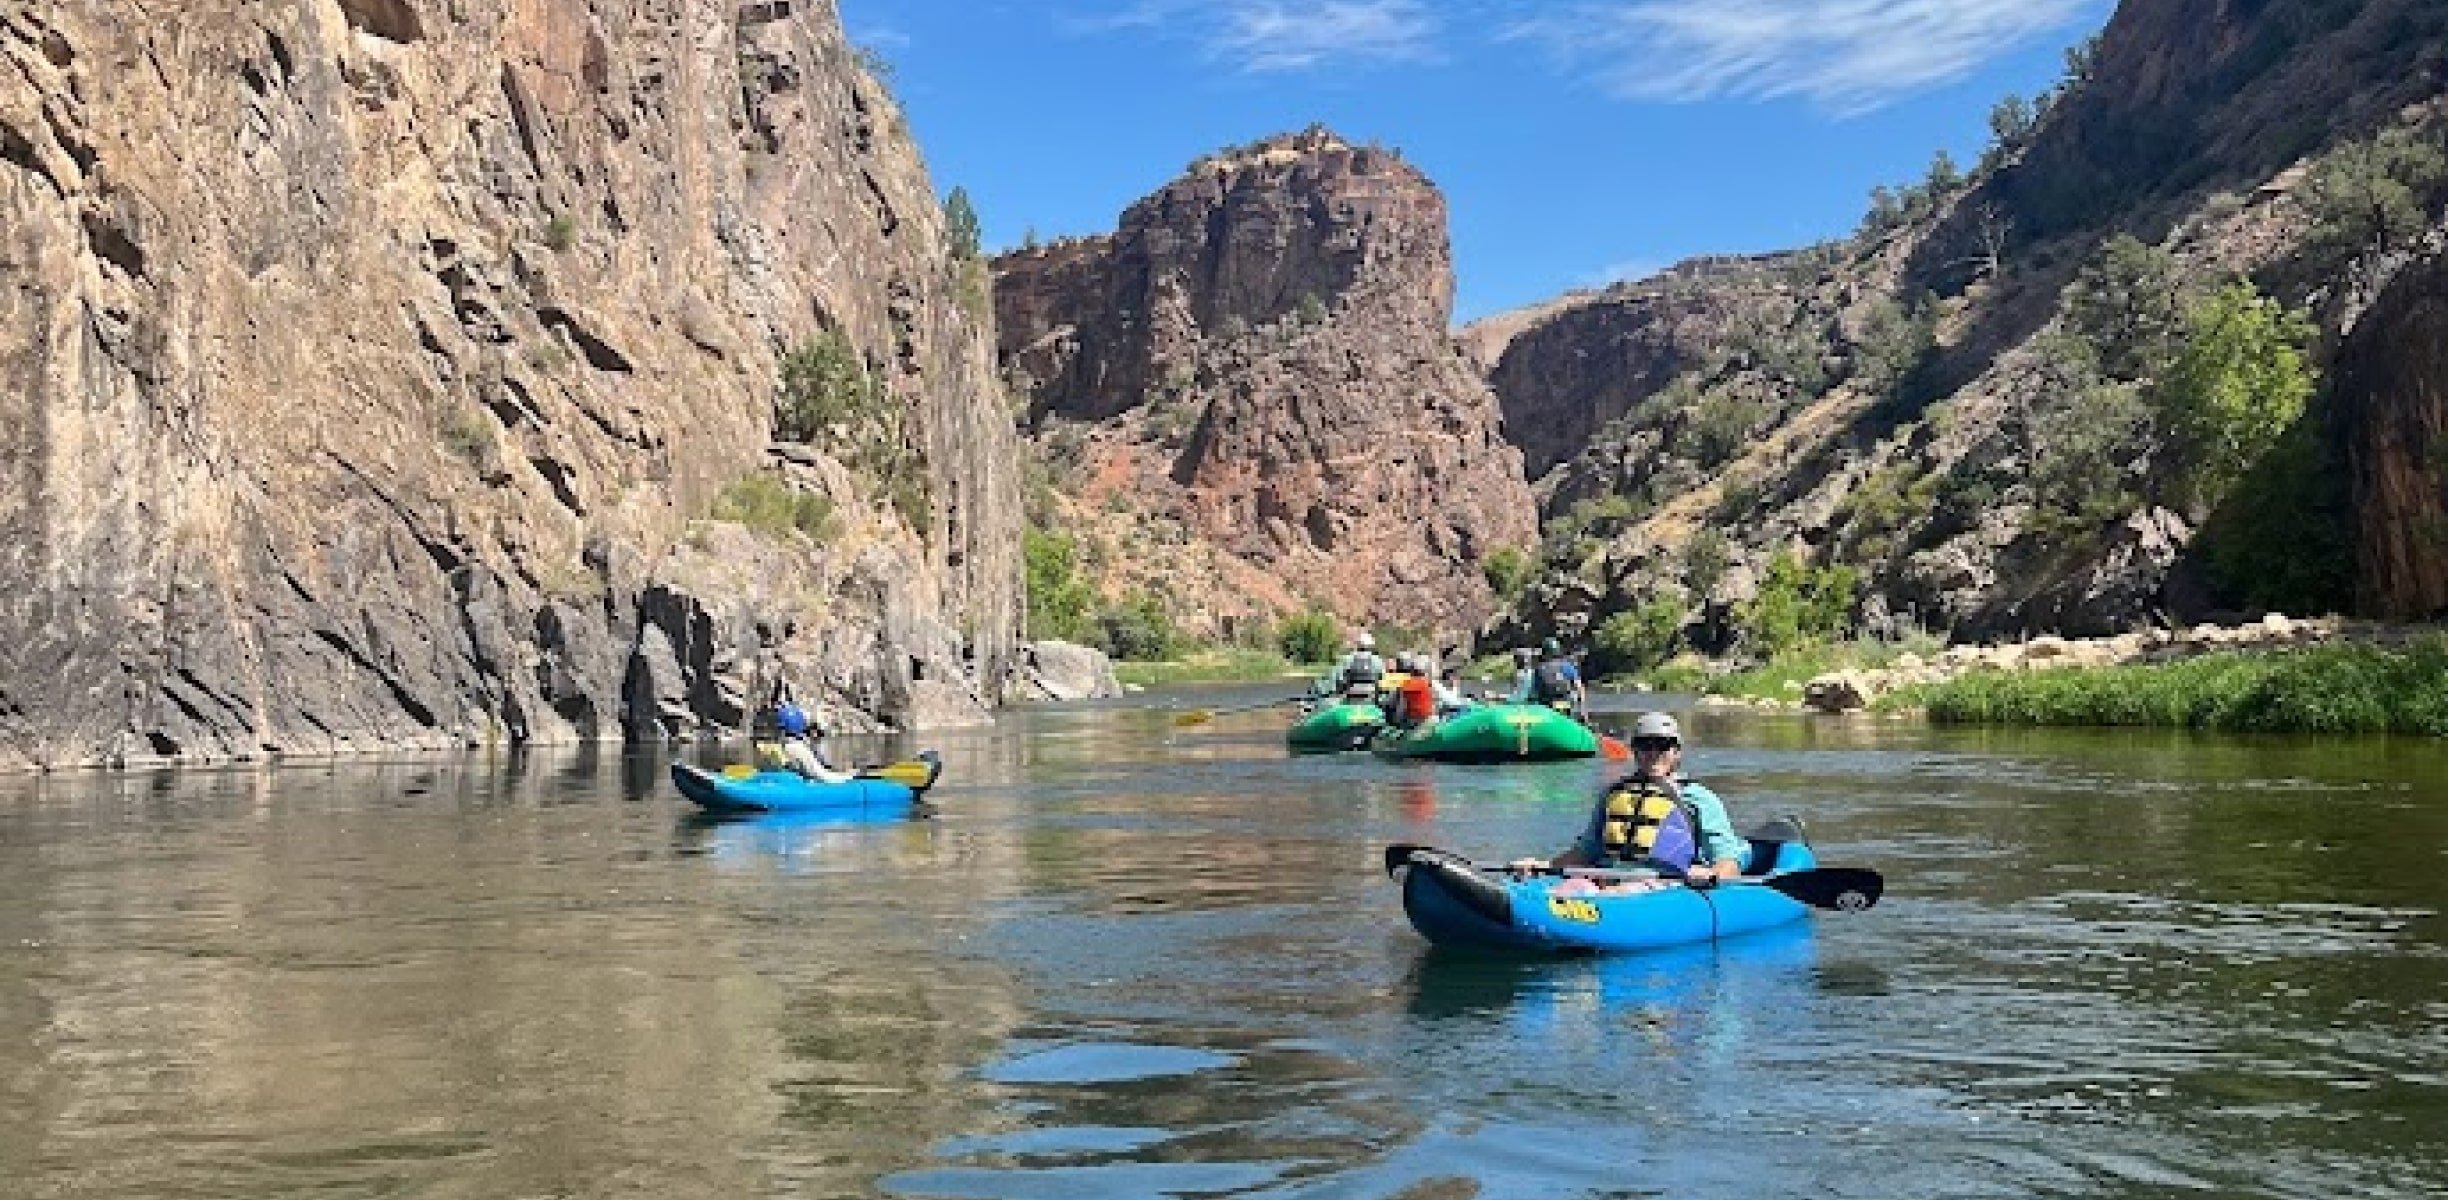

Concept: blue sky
[[837, 0, 2114, 323]]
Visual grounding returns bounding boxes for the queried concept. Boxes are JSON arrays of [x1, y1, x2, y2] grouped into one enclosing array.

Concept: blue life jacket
[[1599, 777, 1698, 871]]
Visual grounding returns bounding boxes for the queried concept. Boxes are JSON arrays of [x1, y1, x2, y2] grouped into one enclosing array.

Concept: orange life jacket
[[1395, 675, 1435, 725]]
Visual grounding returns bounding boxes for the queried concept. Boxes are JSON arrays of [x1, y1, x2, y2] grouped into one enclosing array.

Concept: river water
[[3, 687, 2443, 1199]]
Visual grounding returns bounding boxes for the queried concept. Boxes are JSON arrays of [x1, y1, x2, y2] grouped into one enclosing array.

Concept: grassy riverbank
[[1112, 649, 1326, 688], [1631, 636, 1946, 701], [1896, 635, 2448, 734]]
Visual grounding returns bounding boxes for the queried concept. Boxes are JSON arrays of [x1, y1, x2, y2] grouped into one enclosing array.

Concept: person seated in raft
[[1387, 653, 1441, 731], [1432, 656, 1475, 715], [1509, 712, 1745, 892], [1504, 646, 1538, 705], [1524, 637, 1588, 720], [767, 702, 853, 784], [1325, 631, 1386, 701]]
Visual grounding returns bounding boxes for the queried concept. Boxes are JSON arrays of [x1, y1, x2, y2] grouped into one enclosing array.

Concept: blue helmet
[[776, 703, 809, 736]]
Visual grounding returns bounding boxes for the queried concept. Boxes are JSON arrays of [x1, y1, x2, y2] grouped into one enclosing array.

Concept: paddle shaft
[[1176, 695, 1312, 724]]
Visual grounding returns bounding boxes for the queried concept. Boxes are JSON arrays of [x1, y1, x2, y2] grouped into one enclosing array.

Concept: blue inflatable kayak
[[671, 751, 942, 815], [1387, 821, 1867, 954]]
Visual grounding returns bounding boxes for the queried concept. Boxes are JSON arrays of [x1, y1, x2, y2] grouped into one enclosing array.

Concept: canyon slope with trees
[[1475, 0, 2448, 675]]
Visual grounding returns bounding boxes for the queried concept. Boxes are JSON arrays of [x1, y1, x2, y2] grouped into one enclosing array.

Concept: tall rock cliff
[[993, 128, 1536, 643], [2334, 237, 2448, 619], [0, 0, 1021, 769]]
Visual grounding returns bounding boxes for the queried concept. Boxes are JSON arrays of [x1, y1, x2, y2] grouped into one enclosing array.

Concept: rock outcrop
[[1011, 640, 1124, 703], [0, 1, 1020, 769], [994, 127, 1537, 644], [2334, 239, 2448, 619]]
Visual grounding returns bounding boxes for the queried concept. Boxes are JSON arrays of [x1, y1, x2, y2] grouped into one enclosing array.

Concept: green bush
[[2156, 281, 2315, 513], [777, 332, 878, 441], [712, 475, 838, 541], [2303, 123, 2448, 259], [1098, 592, 1183, 662], [1276, 609, 1342, 664], [1481, 547, 1533, 601], [1593, 596, 1687, 674], [1734, 551, 1857, 658], [2064, 233, 2185, 382], [1682, 529, 1732, 597], [1023, 527, 1096, 642], [2028, 374, 2151, 535]]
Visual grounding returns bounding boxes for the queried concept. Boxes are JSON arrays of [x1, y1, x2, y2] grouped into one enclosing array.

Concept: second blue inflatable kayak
[[671, 751, 942, 815]]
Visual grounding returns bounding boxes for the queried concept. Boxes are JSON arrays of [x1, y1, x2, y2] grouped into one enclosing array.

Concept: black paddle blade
[[1762, 867, 1884, 912], [1383, 843, 1434, 877]]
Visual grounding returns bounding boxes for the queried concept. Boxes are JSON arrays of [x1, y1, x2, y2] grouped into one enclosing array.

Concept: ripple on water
[[984, 1040, 1237, 1086]]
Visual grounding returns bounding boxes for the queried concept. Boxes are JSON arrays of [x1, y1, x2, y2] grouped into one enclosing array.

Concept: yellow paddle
[[1174, 695, 1312, 726], [718, 750, 944, 793]]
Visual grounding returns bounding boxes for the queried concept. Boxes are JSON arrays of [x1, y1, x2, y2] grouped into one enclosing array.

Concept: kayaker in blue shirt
[[1511, 712, 1746, 881], [1526, 637, 1588, 720]]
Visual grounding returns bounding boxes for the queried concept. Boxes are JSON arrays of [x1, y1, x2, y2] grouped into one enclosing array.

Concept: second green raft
[[1372, 703, 1599, 763]]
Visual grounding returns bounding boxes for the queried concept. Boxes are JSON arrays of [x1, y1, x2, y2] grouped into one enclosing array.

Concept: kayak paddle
[[1382, 843, 1883, 912], [714, 750, 943, 794], [1173, 695, 1311, 726], [858, 752, 944, 793]]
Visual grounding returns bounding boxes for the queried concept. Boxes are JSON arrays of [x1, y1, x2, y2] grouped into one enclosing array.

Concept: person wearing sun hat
[[1511, 711, 1747, 881]]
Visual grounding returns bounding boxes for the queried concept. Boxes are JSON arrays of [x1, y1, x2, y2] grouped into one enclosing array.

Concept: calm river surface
[[4, 688, 2444, 1199]]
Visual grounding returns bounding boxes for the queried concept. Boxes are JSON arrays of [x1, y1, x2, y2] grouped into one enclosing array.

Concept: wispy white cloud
[[1506, 0, 2099, 114], [1069, 1, 1442, 73], [1584, 258, 1666, 288]]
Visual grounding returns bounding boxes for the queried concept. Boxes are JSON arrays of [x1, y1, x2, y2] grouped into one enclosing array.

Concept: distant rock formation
[[0, 1, 1021, 769], [994, 127, 1536, 643]]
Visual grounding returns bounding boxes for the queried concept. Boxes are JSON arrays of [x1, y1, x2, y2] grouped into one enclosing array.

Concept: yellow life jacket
[[1601, 777, 1698, 869]]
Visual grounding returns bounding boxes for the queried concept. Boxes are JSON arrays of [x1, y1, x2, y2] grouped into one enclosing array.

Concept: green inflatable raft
[[1285, 699, 1388, 753], [1371, 703, 1599, 763]]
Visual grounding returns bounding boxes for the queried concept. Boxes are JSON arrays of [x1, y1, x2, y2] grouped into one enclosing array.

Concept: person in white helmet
[[1327, 631, 1386, 699], [1511, 711, 1746, 881]]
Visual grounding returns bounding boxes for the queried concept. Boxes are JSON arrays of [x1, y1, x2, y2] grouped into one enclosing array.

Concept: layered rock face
[[994, 128, 1536, 640], [2335, 242, 2448, 618], [1483, 256, 1788, 479], [0, 1, 1020, 769]]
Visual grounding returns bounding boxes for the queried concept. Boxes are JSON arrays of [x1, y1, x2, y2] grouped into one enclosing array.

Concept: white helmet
[[1632, 712, 1682, 742], [1355, 631, 1376, 650]]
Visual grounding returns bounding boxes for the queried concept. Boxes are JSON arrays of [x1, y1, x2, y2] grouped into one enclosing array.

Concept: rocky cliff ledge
[[2335, 237, 2448, 619], [0, 1, 1020, 769], [992, 127, 1536, 641]]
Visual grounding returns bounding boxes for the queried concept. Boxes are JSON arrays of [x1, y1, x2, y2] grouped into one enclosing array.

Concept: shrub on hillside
[[1481, 547, 1532, 601], [1276, 609, 1342, 664], [1024, 527, 1096, 643], [1734, 551, 1857, 658], [1594, 596, 1687, 674]]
